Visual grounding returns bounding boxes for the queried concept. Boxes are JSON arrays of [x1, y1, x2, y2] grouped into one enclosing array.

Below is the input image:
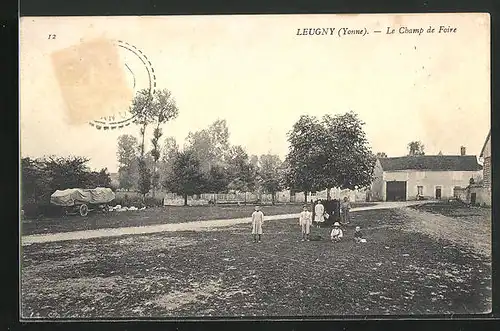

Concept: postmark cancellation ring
[[89, 39, 157, 130]]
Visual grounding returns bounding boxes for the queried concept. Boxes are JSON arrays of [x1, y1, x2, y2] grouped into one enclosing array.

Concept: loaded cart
[[50, 187, 116, 217]]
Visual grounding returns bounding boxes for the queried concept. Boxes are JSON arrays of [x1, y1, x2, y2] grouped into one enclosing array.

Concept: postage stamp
[[49, 37, 156, 130]]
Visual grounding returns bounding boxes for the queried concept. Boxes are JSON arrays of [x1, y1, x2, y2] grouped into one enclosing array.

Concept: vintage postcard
[[20, 13, 491, 319]]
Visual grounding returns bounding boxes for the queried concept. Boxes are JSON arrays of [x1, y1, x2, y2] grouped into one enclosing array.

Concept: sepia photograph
[[19, 13, 491, 318]]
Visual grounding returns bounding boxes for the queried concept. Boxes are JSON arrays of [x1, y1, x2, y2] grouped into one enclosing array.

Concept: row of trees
[[117, 119, 286, 205], [21, 156, 112, 207], [117, 111, 381, 205], [164, 146, 286, 205]]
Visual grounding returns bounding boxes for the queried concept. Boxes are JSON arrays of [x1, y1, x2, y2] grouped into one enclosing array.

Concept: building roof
[[378, 155, 482, 171], [480, 130, 491, 158]]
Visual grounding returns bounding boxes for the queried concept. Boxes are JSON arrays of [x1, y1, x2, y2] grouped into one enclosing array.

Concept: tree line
[[118, 107, 383, 205], [21, 156, 112, 212], [117, 119, 286, 205]]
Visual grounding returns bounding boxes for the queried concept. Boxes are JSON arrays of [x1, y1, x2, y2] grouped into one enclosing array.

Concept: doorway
[[470, 192, 477, 205], [386, 181, 407, 201], [435, 186, 442, 200]]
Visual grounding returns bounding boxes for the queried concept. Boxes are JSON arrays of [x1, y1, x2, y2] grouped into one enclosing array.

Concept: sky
[[20, 14, 490, 173]]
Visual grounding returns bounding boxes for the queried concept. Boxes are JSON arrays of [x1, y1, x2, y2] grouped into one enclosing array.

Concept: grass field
[[21, 202, 376, 236], [20, 202, 491, 318]]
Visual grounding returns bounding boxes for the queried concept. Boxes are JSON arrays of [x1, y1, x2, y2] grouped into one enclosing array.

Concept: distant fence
[[163, 189, 369, 206], [163, 192, 275, 206]]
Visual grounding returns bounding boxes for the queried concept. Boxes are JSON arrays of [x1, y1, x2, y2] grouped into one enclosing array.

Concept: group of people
[[250, 197, 366, 244], [311, 196, 352, 226]]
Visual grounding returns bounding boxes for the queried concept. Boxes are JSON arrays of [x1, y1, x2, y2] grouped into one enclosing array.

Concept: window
[[417, 186, 423, 195]]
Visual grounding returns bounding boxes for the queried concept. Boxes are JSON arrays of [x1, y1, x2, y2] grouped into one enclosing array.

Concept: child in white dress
[[314, 200, 325, 227], [251, 205, 264, 243]]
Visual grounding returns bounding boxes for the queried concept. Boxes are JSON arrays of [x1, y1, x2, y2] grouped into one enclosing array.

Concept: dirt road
[[399, 207, 491, 258], [21, 201, 426, 245]]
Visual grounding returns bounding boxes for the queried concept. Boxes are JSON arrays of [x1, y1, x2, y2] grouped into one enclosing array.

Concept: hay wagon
[[50, 187, 116, 217]]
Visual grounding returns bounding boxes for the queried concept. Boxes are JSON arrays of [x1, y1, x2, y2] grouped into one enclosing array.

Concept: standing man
[[314, 200, 325, 227], [299, 205, 312, 241], [251, 205, 265, 243], [340, 197, 351, 224]]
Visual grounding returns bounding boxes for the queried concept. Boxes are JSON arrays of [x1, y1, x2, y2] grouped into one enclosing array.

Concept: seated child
[[354, 226, 366, 243], [330, 222, 343, 242]]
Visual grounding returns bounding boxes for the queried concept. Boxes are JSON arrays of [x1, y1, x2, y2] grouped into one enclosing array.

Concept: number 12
[[48, 34, 56, 39]]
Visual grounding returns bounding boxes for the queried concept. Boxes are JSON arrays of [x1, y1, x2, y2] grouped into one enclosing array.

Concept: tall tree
[[259, 154, 284, 205], [164, 150, 206, 206], [129, 89, 154, 199], [42, 155, 94, 190], [129, 88, 179, 199], [87, 168, 112, 188], [284, 115, 324, 202], [159, 136, 179, 189], [162, 137, 180, 163], [321, 112, 376, 194], [129, 89, 154, 157], [408, 141, 425, 156], [249, 155, 259, 168], [137, 158, 152, 199], [117, 134, 139, 191], [21, 157, 51, 205], [249, 155, 262, 195], [149, 89, 179, 198], [226, 145, 257, 192], [185, 119, 230, 173], [285, 112, 376, 200], [204, 164, 230, 199]]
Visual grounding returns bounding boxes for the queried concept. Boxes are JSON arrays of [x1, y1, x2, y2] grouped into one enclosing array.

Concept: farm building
[[370, 148, 482, 201], [479, 130, 492, 192], [462, 131, 491, 206]]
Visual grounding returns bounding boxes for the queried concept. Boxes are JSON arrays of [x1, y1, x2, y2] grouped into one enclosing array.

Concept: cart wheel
[[79, 204, 89, 217]]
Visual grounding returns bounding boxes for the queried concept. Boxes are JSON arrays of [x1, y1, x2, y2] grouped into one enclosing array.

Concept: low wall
[[470, 186, 491, 206], [455, 185, 491, 207]]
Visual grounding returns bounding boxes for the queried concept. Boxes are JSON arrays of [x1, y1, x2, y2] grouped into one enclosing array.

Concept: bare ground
[[400, 206, 491, 258], [20, 203, 491, 318]]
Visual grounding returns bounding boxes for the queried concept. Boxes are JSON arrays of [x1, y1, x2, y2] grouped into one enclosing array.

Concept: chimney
[[460, 146, 466, 156]]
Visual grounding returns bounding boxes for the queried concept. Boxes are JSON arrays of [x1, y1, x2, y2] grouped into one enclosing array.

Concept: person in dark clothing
[[340, 197, 351, 224], [354, 226, 366, 243], [323, 198, 338, 225]]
